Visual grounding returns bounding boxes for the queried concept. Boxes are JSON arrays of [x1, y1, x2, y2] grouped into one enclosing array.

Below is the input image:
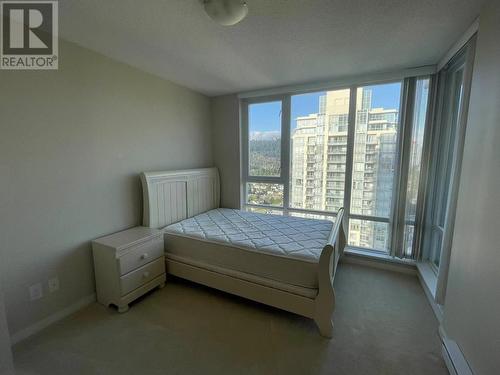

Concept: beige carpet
[[13, 263, 447, 375]]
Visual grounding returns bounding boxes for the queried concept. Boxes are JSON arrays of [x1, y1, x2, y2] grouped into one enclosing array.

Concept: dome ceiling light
[[203, 0, 248, 26]]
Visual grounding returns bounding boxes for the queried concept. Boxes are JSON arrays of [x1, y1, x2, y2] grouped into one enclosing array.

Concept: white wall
[[0, 40, 212, 336], [211, 94, 241, 208], [442, 1, 500, 374]]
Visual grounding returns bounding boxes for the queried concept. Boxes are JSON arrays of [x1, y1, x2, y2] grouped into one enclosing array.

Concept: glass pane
[[248, 101, 282, 177], [403, 78, 430, 257], [350, 82, 402, 218], [288, 211, 335, 221], [246, 183, 284, 207], [421, 56, 468, 266], [290, 89, 350, 212], [348, 219, 389, 252], [404, 224, 415, 257], [437, 69, 464, 227], [405, 78, 429, 224], [246, 207, 283, 215]]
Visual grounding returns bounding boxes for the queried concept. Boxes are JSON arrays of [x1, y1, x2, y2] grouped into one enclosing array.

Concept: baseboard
[[10, 293, 96, 345], [439, 326, 473, 375], [341, 252, 417, 276]]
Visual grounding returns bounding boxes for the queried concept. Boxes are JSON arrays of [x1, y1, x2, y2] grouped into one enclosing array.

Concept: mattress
[[163, 208, 334, 290]]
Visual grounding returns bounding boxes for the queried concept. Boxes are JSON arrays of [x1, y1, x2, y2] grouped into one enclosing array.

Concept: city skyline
[[289, 86, 400, 251], [247, 80, 429, 254], [247, 82, 407, 252], [248, 83, 402, 134]]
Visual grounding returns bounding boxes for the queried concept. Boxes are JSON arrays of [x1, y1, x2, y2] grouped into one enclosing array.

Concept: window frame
[[240, 76, 431, 256], [416, 37, 476, 303], [241, 94, 290, 210]]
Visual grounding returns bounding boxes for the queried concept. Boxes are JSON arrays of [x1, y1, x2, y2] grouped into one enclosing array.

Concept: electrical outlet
[[48, 277, 59, 293], [29, 283, 43, 301]]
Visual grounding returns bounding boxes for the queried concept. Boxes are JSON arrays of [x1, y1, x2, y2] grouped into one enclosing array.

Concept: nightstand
[[92, 227, 166, 312]]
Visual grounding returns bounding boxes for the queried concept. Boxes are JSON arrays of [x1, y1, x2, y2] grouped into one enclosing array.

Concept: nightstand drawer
[[118, 237, 163, 275], [120, 258, 165, 296]]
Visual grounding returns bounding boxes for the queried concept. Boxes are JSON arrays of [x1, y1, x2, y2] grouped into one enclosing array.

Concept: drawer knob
[[143, 271, 150, 278], [140, 253, 149, 260]]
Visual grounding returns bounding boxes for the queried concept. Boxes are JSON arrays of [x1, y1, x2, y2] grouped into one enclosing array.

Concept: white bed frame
[[140, 167, 346, 338]]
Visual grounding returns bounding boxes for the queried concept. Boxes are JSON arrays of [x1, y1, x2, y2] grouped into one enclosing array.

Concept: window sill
[[416, 261, 438, 298], [416, 261, 443, 322], [343, 247, 416, 275], [345, 247, 416, 265]]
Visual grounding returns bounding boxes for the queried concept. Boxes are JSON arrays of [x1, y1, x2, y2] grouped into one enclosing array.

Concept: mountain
[[249, 131, 281, 141], [249, 136, 281, 176]]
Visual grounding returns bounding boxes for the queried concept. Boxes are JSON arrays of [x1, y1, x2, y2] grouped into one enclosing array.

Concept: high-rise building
[[290, 88, 399, 251]]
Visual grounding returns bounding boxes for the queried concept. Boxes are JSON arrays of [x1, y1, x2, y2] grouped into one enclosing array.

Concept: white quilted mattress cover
[[163, 208, 334, 290]]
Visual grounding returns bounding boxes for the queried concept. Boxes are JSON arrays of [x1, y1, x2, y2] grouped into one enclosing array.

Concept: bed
[[140, 167, 346, 337]]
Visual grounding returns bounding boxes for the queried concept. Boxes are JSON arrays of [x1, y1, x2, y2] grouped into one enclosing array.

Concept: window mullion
[[389, 78, 416, 258], [245, 176, 283, 183], [343, 86, 358, 238], [435, 37, 477, 304], [349, 213, 390, 223], [240, 99, 249, 208], [413, 74, 438, 260], [281, 95, 291, 215]]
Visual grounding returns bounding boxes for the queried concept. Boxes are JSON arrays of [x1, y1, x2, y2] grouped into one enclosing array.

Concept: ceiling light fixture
[[203, 0, 248, 26]]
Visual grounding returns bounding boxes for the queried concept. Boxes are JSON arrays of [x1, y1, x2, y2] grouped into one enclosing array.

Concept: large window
[[417, 38, 476, 304], [241, 77, 431, 257], [242, 97, 287, 209], [403, 78, 430, 256], [424, 68, 464, 270], [348, 83, 402, 252], [248, 101, 282, 177], [290, 89, 350, 212]]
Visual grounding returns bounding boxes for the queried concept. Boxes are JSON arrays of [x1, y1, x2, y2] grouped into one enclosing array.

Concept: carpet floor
[[13, 263, 447, 375]]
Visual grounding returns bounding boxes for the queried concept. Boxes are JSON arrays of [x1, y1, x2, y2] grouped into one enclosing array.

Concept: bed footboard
[[314, 208, 346, 338]]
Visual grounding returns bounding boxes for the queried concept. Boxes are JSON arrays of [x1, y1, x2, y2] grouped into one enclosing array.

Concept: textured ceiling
[[59, 0, 482, 96]]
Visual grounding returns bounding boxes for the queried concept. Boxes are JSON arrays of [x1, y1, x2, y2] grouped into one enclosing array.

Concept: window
[[348, 82, 402, 252], [241, 76, 431, 257], [403, 78, 430, 256], [415, 39, 476, 308], [248, 101, 282, 177], [349, 219, 390, 252], [246, 183, 284, 207], [242, 97, 287, 213], [423, 66, 465, 269], [290, 89, 350, 213]]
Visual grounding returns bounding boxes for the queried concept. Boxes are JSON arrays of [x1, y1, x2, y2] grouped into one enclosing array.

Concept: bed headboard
[[140, 167, 220, 229]]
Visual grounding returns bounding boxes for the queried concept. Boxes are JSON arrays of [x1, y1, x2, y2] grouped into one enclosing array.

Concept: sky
[[249, 82, 402, 132]]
